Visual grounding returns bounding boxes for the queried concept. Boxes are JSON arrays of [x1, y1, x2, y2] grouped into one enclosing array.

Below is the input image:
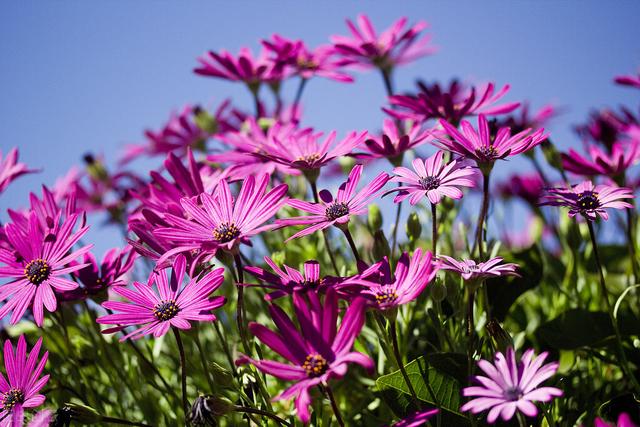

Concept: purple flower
[[331, 15, 436, 71], [97, 255, 226, 340], [387, 151, 478, 205], [540, 180, 634, 221], [386, 80, 519, 125], [461, 348, 562, 423], [436, 115, 548, 166], [0, 336, 49, 426], [496, 102, 558, 135], [438, 256, 519, 283], [615, 69, 640, 89], [0, 148, 37, 194], [237, 290, 373, 423], [154, 174, 288, 260], [595, 413, 638, 427], [561, 141, 640, 178], [277, 164, 390, 240], [391, 409, 439, 427], [243, 257, 341, 301], [357, 119, 431, 163], [0, 213, 91, 326], [194, 47, 279, 87], [339, 249, 438, 311]]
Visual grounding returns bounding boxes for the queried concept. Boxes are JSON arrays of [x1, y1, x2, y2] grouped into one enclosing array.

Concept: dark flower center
[[153, 300, 180, 321], [475, 145, 498, 162], [297, 57, 318, 70], [419, 176, 441, 191], [503, 386, 523, 401], [302, 279, 321, 288], [577, 191, 600, 210], [24, 259, 51, 285], [1, 388, 24, 412], [461, 264, 481, 274], [212, 222, 240, 243], [325, 202, 350, 221], [302, 353, 328, 377], [296, 153, 321, 165], [375, 289, 399, 305]]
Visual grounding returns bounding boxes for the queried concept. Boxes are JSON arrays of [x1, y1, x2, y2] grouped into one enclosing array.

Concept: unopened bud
[[194, 108, 219, 134], [368, 204, 383, 231], [55, 403, 101, 425], [372, 230, 390, 260], [540, 139, 564, 173], [430, 277, 447, 302], [486, 319, 514, 353], [190, 395, 234, 425], [210, 361, 234, 388], [406, 213, 422, 242]]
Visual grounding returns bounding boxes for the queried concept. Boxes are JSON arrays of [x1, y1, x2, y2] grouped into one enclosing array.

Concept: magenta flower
[[237, 290, 373, 423], [387, 151, 478, 205], [154, 174, 288, 261], [0, 213, 91, 326], [615, 69, 640, 89], [97, 255, 225, 340], [63, 246, 137, 302], [194, 47, 278, 87], [461, 348, 562, 423], [0, 148, 37, 194], [258, 129, 368, 175], [277, 164, 390, 240], [330, 15, 436, 70], [339, 249, 438, 311], [576, 109, 631, 149], [386, 80, 519, 125], [438, 256, 519, 283], [357, 119, 431, 163], [497, 102, 557, 135], [391, 409, 439, 427], [496, 173, 545, 206], [561, 141, 640, 178], [540, 181, 634, 221], [243, 257, 341, 301], [0, 336, 49, 426], [436, 115, 548, 166], [595, 413, 638, 427]]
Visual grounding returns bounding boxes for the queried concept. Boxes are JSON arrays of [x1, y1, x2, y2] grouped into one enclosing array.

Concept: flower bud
[[210, 361, 234, 388], [368, 204, 383, 231], [372, 229, 390, 260], [485, 319, 513, 353], [54, 403, 101, 425], [194, 107, 219, 134], [339, 156, 356, 174], [430, 277, 447, 302], [190, 395, 234, 426], [540, 139, 564, 173], [406, 212, 422, 242]]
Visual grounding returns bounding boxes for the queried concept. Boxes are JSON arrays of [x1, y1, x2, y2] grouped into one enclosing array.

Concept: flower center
[[475, 145, 498, 162], [212, 222, 240, 243], [461, 264, 481, 274], [295, 153, 321, 165], [24, 259, 51, 285], [297, 57, 318, 70], [153, 300, 180, 321], [375, 288, 399, 305], [577, 191, 600, 210], [302, 353, 328, 377], [302, 279, 320, 288], [1, 388, 24, 412], [419, 176, 441, 191], [503, 386, 523, 401], [325, 202, 350, 221]]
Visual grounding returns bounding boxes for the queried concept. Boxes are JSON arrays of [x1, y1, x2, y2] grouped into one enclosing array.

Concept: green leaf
[[376, 357, 469, 425], [537, 309, 612, 349], [486, 245, 544, 321]]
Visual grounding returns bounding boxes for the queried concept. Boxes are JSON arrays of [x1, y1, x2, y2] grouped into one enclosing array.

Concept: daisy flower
[[461, 348, 562, 424], [154, 174, 288, 262], [391, 409, 439, 427], [277, 164, 389, 240], [194, 47, 279, 87], [438, 256, 520, 283], [561, 141, 640, 178], [96, 255, 226, 340], [357, 119, 431, 163], [0, 148, 37, 195], [0, 335, 49, 426], [236, 289, 373, 423], [540, 181, 634, 221], [387, 151, 478, 205], [594, 413, 637, 427], [0, 213, 91, 326]]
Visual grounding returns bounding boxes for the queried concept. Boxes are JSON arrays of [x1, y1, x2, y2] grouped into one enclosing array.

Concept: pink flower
[[331, 15, 436, 70], [561, 140, 640, 178], [496, 173, 545, 206], [540, 181, 634, 221], [357, 119, 431, 162], [0, 148, 37, 194], [339, 249, 438, 311], [438, 256, 519, 283], [0, 213, 91, 326], [277, 164, 389, 240], [595, 413, 638, 427], [154, 174, 288, 260], [461, 348, 562, 423], [237, 290, 373, 423], [386, 80, 519, 125], [497, 102, 558, 135], [194, 47, 279, 86], [615, 69, 640, 89], [387, 151, 478, 205], [391, 409, 439, 427], [96, 255, 226, 340], [436, 115, 548, 166], [0, 336, 49, 426]]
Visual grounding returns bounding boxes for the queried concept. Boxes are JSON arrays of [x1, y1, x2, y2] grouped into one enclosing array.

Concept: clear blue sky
[[1, 1, 639, 255]]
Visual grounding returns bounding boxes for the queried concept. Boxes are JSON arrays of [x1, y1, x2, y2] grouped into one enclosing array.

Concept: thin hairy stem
[[173, 328, 190, 426]]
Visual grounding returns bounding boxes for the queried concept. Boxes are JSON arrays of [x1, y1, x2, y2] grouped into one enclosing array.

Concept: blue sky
[[1, 1, 639, 254]]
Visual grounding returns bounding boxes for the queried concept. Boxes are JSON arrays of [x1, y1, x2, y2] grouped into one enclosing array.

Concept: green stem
[[213, 321, 237, 376], [194, 326, 215, 392], [234, 406, 291, 427], [626, 207, 638, 283], [389, 320, 421, 409], [517, 412, 527, 427], [587, 220, 640, 394], [309, 179, 340, 275], [101, 416, 153, 427], [173, 328, 190, 426], [474, 171, 491, 259], [431, 203, 438, 256], [293, 77, 308, 107], [340, 226, 361, 263], [323, 385, 345, 427], [391, 183, 403, 260]]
